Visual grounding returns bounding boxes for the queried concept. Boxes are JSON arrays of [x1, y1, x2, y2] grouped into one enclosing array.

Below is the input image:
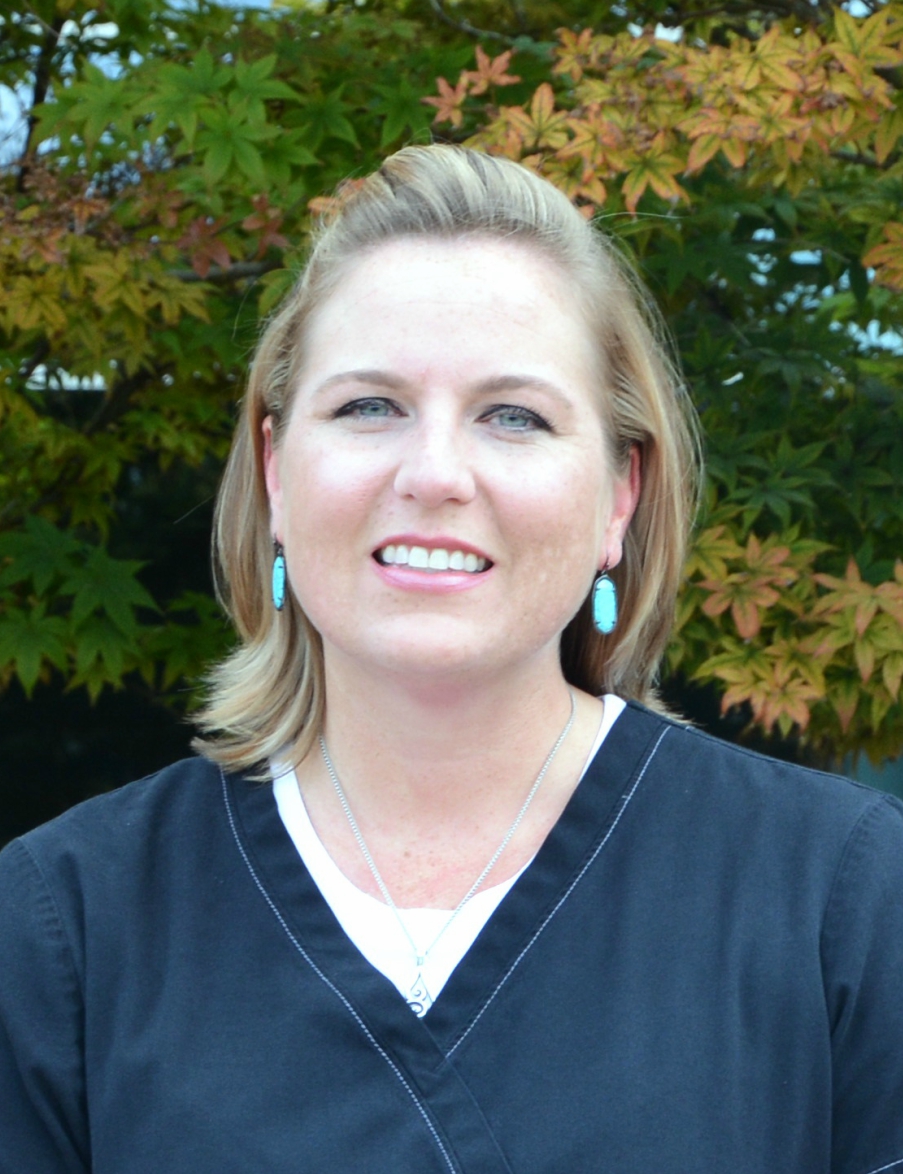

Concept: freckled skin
[[264, 237, 637, 690]]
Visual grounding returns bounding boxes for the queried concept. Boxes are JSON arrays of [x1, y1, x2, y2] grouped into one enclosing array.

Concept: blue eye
[[334, 397, 399, 419], [484, 404, 552, 431]]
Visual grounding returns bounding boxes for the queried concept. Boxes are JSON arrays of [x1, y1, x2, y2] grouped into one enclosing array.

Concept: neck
[[291, 650, 605, 910], [315, 652, 577, 818]]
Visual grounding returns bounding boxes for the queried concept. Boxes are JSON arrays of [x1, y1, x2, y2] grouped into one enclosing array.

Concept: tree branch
[[171, 258, 283, 284], [423, 0, 516, 46], [17, 11, 66, 192], [830, 150, 882, 169]]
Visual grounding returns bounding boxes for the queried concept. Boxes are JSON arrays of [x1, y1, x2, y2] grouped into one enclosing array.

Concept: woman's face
[[263, 237, 639, 687]]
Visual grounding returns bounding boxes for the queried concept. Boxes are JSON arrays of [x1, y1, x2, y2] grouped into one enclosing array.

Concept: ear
[[600, 443, 641, 571], [262, 416, 284, 542]]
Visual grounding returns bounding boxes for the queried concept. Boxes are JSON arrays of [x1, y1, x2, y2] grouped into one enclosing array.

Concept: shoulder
[[0, 757, 241, 937], [618, 701, 903, 861], [624, 700, 901, 811], [2, 756, 223, 867]]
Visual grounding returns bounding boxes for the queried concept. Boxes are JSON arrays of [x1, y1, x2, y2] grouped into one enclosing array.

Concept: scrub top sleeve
[[0, 839, 90, 1174], [821, 794, 903, 1174]]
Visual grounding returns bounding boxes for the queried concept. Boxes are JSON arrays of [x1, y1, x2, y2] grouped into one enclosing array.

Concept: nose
[[392, 415, 476, 508]]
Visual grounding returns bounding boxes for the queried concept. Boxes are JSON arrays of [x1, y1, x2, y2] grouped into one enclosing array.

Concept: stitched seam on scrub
[[865, 1158, 903, 1174], [446, 725, 671, 1058], [220, 771, 459, 1174]]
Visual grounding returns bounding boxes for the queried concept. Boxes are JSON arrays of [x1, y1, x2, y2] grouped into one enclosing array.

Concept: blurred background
[[3, 0, 903, 843]]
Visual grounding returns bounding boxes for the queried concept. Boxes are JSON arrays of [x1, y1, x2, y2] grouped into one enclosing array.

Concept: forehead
[[298, 236, 601, 385], [326, 234, 575, 313]]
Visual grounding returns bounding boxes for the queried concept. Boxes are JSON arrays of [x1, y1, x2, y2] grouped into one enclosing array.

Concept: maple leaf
[[685, 133, 722, 174], [863, 222, 903, 292], [422, 76, 469, 127], [177, 216, 232, 279], [0, 516, 80, 594], [748, 26, 807, 92], [876, 562, 903, 626], [682, 107, 762, 172], [621, 147, 688, 214], [464, 48, 520, 96], [813, 558, 878, 636], [307, 178, 368, 223], [555, 109, 628, 185], [854, 613, 903, 686], [8, 271, 69, 335], [831, 677, 861, 734], [699, 534, 797, 639], [504, 85, 570, 152], [72, 614, 132, 694], [69, 195, 109, 234], [875, 104, 903, 165], [553, 28, 596, 83], [706, 645, 822, 735], [541, 152, 610, 209], [756, 661, 823, 735], [136, 186, 185, 231], [17, 226, 66, 266], [684, 525, 745, 581], [883, 651, 903, 700], [242, 195, 289, 259], [61, 547, 157, 635], [0, 605, 69, 697], [831, 8, 903, 84]]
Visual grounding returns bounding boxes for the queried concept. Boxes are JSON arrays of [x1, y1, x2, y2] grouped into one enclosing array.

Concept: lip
[[371, 534, 494, 594]]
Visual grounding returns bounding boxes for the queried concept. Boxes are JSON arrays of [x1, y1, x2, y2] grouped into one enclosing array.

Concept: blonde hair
[[192, 144, 701, 773]]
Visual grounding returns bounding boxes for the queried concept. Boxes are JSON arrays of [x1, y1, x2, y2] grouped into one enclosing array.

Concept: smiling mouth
[[374, 544, 491, 573]]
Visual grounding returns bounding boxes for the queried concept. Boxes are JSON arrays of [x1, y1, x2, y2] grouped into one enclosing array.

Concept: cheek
[[280, 443, 389, 553], [508, 455, 608, 540]]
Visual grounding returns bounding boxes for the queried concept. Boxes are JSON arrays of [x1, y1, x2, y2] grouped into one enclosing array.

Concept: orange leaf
[[831, 679, 860, 734], [465, 47, 520, 96], [504, 84, 570, 151], [553, 28, 597, 82], [422, 75, 469, 127], [685, 134, 721, 174]]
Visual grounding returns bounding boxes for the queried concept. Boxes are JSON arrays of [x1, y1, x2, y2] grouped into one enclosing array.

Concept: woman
[[1, 146, 902, 1174]]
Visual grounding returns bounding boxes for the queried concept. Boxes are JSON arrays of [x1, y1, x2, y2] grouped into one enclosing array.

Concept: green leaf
[[0, 517, 82, 594], [301, 87, 359, 150], [62, 548, 157, 634], [64, 63, 137, 151], [232, 137, 267, 186], [0, 606, 69, 697], [373, 79, 433, 148], [71, 614, 135, 698], [234, 54, 301, 104]]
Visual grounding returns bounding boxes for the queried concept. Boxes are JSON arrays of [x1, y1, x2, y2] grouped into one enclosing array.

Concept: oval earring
[[592, 569, 617, 635], [272, 541, 287, 612]]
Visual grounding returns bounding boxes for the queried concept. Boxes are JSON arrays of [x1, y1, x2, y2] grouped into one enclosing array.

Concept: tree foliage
[[2, 0, 902, 767]]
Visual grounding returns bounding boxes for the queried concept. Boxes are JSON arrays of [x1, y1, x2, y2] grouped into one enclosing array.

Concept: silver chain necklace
[[318, 689, 577, 1014]]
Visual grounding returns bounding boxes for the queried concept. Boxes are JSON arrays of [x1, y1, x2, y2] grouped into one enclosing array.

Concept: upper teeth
[[379, 545, 488, 573]]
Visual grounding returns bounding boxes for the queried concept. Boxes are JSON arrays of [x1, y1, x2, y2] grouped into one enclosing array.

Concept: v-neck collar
[[225, 703, 668, 1067]]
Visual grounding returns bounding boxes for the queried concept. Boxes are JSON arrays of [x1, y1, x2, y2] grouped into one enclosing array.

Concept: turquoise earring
[[592, 569, 617, 634], [272, 541, 286, 611]]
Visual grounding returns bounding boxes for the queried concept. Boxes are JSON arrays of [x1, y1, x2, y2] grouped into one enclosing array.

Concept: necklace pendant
[[406, 972, 433, 1017]]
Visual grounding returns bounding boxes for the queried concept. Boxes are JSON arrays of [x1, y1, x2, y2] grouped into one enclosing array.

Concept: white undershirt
[[273, 695, 626, 1015]]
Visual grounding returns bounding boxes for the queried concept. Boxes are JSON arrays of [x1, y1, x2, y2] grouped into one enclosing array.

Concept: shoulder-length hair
[[192, 144, 701, 773]]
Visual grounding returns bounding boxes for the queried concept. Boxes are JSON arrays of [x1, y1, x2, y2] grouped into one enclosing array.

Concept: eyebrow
[[312, 369, 573, 405], [313, 370, 407, 395]]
